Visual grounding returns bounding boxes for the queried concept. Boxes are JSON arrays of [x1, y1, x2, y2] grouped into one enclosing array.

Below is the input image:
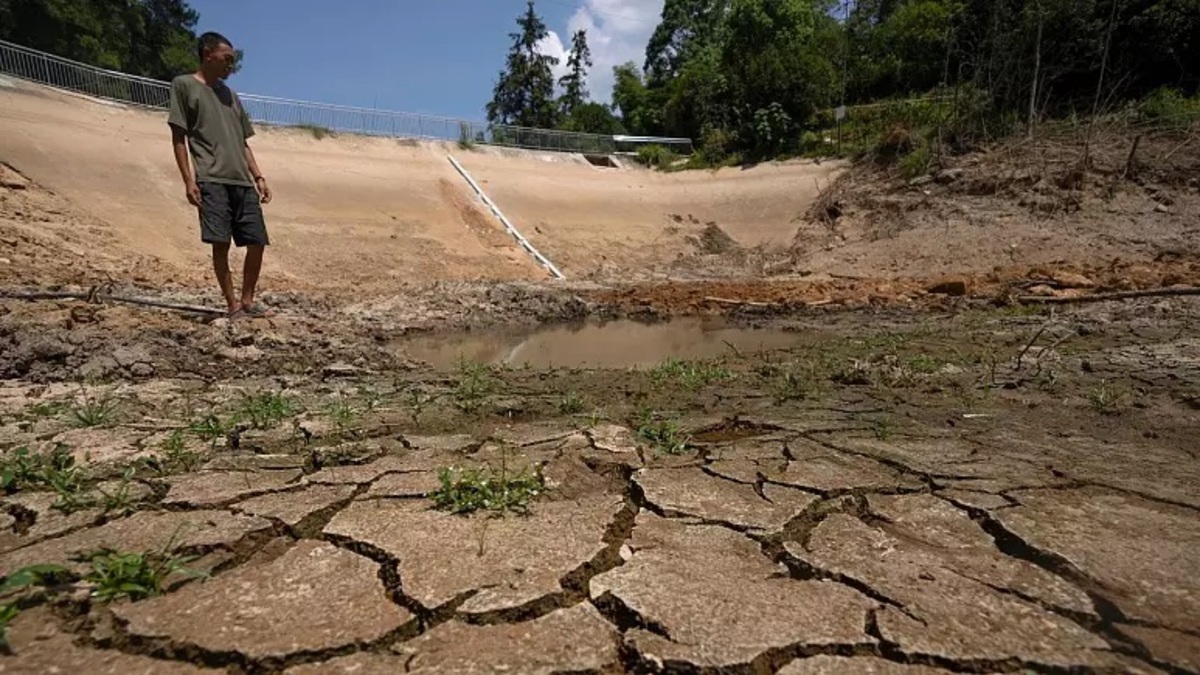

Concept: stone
[[0, 492, 100, 553], [779, 655, 958, 674], [0, 510, 271, 576], [233, 484, 355, 528], [934, 168, 965, 184], [111, 345, 152, 369], [77, 354, 121, 379], [324, 494, 623, 614], [393, 603, 620, 673], [590, 514, 875, 669], [926, 276, 969, 296], [788, 513, 1116, 668], [51, 426, 145, 465], [307, 454, 431, 485], [635, 466, 816, 532], [114, 540, 412, 661], [763, 439, 924, 493], [129, 362, 155, 378], [322, 362, 360, 378], [1116, 624, 1200, 672], [1, 608, 214, 674], [995, 487, 1200, 634], [163, 469, 303, 507], [362, 471, 440, 498], [1051, 271, 1097, 289]]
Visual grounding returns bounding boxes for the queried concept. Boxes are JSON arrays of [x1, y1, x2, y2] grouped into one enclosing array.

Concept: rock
[[307, 454, 429, 485], [762, 439, 925, 493], [934, 168, 965, 184], [362, 471, 441, 498], [322, 362, 359, 379], [0, 492, 101, 554], [114, 540, 413, 661], [1051, 271, 1096, 289], [590, 514, 875, 669], [635, 466, 815, 532], [394, 603, 621, 673], [129, 362, 155, 378], [787, 511, 1120, 669], [1027, 284, 1057, 297], [995, 487, 1200, 634], [163, 469, 304, 507], [53, 426, 146, 464], [908, 175, 934, 187], [233, 484, 355, 528], [926, 276, 969, 296], [110, 345, 152, 369], [0, 510, 271, 576], [0, 608, 214, 674], [1115, 624, 1200, 672], [219, 345, 264, 361], [231, 333, 255, 347], [78, 354, 120, 379], [1154, 203, 1170, 213], [780, 655, 957, 674], [324, 494, 624, 615]]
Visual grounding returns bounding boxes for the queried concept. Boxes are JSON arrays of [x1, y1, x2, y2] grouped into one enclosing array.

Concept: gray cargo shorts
[[199, 182, 269, 247]]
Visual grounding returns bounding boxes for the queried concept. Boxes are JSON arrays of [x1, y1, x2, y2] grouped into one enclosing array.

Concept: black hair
[[197, 31, 232, 62]]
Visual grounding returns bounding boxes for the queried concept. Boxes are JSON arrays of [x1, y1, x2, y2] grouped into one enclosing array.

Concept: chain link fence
[[0, 38, 693, 155]]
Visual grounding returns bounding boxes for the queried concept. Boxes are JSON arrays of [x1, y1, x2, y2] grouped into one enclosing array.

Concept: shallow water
[[398, 317, 807, 370]]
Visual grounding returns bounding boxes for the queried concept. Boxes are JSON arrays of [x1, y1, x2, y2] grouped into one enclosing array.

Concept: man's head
[[197, 31, 237, 80]]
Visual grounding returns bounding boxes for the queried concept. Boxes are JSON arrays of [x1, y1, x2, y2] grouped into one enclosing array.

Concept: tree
[[562, 102, 626, 134], [559, 29, 592, 117], [486, 0, 561, 129]]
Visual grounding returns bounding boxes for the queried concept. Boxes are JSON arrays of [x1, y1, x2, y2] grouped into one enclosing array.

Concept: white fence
[[0, 38, 693, 155]]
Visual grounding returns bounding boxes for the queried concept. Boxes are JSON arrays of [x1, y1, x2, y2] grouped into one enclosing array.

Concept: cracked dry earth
[[0, 415, 1197, 675]]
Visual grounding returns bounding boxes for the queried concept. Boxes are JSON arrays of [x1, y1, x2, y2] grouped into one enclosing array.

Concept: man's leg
[[198, 183, 238, 314], [240, 244, 264, 309], [211, 243, 240, 313]]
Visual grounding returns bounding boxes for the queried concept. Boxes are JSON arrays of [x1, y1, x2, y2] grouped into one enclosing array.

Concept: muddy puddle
[[397, 317, 807, 370]]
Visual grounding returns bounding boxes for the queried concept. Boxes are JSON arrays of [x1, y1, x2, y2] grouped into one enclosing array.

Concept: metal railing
[[0, 38, 694, 155]]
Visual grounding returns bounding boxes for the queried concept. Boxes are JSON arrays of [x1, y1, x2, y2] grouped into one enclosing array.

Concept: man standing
[[168, 31, 273, 319]]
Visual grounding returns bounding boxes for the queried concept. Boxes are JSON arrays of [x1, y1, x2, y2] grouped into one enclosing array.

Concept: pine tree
[[486, 1, 560, 129], [559, 29, 592, 117]]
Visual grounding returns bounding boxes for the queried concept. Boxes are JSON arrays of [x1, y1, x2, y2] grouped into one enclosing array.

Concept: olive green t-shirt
[[167, 74, 256, 186]]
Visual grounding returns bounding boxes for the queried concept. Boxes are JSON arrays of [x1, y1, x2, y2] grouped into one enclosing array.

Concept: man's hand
[[185, 180, 202, 207], [255, 177, 273, 205]]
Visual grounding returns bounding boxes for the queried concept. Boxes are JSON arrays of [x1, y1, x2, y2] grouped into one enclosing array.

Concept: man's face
[[204, 42, 237, 79]]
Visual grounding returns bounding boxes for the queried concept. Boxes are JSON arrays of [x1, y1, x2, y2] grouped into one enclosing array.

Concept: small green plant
[[635, 144, 678, 170], [1088, 382, 1126, 415], [872, 419, 895, 441], [326, 397, 361, 432], [69, 391, 119, 428], [773, 369, 813, 403], [22, 401, 67, 421], [187, 411, 230, 443], [635, 409, 690, 455], [0, 564, 71, 649], [236, 391, 298, 429], [432, 445, 545, 516], [77, 546, 207, 603], [144, 430, 203, 476], [97, 467, 142, 517], [648, 359, 732, 390], [0, 444, 87, 503], [454, 360, 499, 414], [558, 390, 587, 415], [458, 122, 477, 150]]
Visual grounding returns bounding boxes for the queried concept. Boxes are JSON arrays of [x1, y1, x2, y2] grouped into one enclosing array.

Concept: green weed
[[69, 391, 119, 428], [187, 412, 231, 443], [76, 546, 207, 603], [454, 360, 499, 414], [0, 564, 71, 650], [22, 401, 67, 421], [293, 122, 332, 140], [648, 359, 732, 390], [236, 391, 298, 429], [97, 467, 142, 518], [635, 409, 691, 455], [143, 430, 203, 476], [0, 445, 89, 509], [558, 390, 587, 415], [432, 446, 545, 516], [1088, 382, 1126, 415], [326, 397, 361, 432]]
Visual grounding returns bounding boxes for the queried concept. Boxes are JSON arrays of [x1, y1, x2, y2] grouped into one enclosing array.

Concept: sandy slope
[[0, 78, 842, 294]]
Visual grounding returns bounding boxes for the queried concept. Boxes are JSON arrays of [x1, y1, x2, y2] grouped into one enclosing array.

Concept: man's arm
[[245, 143, 272, 204], [172, 125, 201, 207]]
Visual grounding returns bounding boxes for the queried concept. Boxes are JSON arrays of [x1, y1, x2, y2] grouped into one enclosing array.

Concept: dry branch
[[1018, 286, 1200, 305], [0, 287, 225, 316]]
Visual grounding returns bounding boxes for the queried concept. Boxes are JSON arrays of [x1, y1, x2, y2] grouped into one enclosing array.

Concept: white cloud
[[537, 0, 664, 104]]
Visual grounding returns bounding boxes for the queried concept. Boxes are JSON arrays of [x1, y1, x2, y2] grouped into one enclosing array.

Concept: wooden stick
[[0, 289, 225, 316], [704, 296, 777, 308], [1018, 286, 1200, 305]]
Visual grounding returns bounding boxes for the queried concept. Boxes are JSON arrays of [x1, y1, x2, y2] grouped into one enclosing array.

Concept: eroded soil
[[0, 295, 1197, 675]]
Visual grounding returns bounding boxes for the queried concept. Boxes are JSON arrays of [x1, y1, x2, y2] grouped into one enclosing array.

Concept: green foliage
[[559, 29, 593, 118], [142, 430, 203, 476], [648, 358, 732, 390], [0, 0, 205, 82], [453, 360, 500, 414], [486, 0, 560, 129], [635, 144, 679, 170], [77, 547, 207, 602], [187, 411, 230, 443], [0, 564, 71, 649], [69, 391, 119, 428], [558, 390, 587, 415], [634, 409, 691, 455], [898, 139, 932, 179], [293, 123, 331, 140], [1139, 88, 1200, 126], [432, 448, 545, 516], [236, 391, 298, 430], [0, 444, 84, 497]]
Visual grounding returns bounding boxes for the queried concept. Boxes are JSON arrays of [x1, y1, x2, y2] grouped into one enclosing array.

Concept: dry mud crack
[[3, 295, 1200, 673]]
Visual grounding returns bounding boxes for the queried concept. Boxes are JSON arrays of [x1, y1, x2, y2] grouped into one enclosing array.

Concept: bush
[[635, 144, 678, 170], [1140, 88, 1200, 125], [898, 141, 932, 180]]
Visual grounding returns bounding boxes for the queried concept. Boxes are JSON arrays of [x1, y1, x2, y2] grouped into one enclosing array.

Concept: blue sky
[[188, 0, 664, 121]]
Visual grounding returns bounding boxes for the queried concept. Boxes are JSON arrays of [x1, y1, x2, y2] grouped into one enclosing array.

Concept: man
[[168, 31, 273, 319]]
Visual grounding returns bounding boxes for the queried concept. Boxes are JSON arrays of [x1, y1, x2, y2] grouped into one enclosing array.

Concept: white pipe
[[446, 155, 565, 280]]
